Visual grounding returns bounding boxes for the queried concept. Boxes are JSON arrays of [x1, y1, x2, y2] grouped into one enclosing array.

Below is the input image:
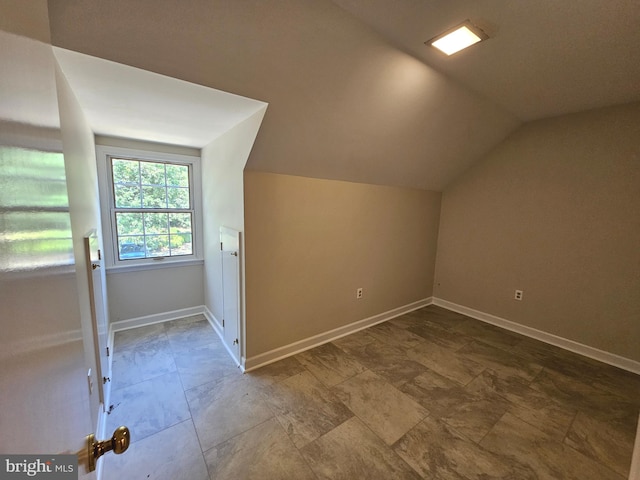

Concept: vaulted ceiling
[[332, 0, 640, 121], [33, 1, 640, 190]]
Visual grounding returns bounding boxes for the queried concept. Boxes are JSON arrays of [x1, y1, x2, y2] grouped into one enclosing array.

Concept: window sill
[[105, 258, 204, 274]]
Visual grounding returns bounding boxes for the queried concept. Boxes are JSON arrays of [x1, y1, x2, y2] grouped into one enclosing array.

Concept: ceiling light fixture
[[427, 21, 488, 56]]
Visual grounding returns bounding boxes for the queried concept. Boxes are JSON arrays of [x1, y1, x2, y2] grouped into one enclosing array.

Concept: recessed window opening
[[96, 145, 203, 269], [110, 157, 194, 261]]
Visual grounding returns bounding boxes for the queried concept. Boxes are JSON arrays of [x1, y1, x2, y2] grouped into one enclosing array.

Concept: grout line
[[562, 410, 580, 446], [561, 428, 628, 479], [476, 410, 507, 446], [106, 306, 637, 479]]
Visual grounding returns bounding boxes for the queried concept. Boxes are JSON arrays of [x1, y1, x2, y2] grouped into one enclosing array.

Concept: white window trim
[[96, 145, 203, 272]]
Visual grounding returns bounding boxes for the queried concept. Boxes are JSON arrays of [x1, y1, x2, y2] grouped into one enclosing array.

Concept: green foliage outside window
[[111, 158, 193, 260]]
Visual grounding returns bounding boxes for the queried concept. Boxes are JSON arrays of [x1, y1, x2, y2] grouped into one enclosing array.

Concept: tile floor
[[102, 306, 640, 480]]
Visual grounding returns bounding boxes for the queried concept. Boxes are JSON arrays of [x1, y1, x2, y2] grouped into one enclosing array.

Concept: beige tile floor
[[102, 306, 640, 479]]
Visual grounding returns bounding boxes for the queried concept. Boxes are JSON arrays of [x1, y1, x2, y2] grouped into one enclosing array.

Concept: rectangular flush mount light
[[428, 21, 488, 56]]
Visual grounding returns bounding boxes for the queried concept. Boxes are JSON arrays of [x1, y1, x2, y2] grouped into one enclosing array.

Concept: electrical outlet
[[514, 290, 523, 301], [356, 288, 363, 299]]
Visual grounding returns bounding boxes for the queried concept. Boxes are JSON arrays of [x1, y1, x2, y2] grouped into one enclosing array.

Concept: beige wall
[[435, 102, 640, 361], [244, 171, 441, 358], [0, 0, 50, 42]]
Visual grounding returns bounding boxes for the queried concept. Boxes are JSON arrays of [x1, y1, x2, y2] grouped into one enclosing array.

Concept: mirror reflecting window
[[0, 146, 74, 273]]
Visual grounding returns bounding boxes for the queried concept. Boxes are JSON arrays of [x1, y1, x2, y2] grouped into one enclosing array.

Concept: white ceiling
[[332, 0, 640, 121], [53, 48, 267, 148]]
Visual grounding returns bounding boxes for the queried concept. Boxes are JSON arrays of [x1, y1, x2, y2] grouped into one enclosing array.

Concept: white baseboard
[[203, 307, 242, 369], [240, 357, 247, 373], [433, 297, 640, 375], [110, 305, 205, 333], [204, 306, 224, 334], [104, 297, 639, 375], [244, 297, 433, 372]]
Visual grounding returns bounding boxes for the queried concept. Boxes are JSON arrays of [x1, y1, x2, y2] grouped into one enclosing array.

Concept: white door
[[220, 226, 241, 362], [0, 144, 96, 478], [0, 29, 128, 477], [85, 230, 111, 414]]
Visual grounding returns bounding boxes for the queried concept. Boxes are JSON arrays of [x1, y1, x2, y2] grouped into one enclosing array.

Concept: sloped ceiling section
[[47, 0, 519, 191], [53, 48, 267, 149], [332, 0, 640, 121]]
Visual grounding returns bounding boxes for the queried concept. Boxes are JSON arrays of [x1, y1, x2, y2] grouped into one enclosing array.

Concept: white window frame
[[96, 145, 203, 271]]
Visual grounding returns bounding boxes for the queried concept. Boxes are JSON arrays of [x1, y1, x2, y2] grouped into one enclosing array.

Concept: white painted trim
[[244, 298, 432, 372], [240, 357, 247, 374], [110, 305, 205, 333], [204, 306, 224, 333], [107, 322, 115, 387], [105, 258, 204, 274], [95, 145, 204, 270], [433, 298, 640, 374], [203, 307, 242, 369], [95, 404, 109, 480]]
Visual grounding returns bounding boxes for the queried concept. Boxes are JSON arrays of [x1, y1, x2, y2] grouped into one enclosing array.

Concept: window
[[97, 146, 202, 269]]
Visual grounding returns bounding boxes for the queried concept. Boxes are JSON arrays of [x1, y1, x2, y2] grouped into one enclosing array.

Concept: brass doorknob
[[87, 426, 130, 471]]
